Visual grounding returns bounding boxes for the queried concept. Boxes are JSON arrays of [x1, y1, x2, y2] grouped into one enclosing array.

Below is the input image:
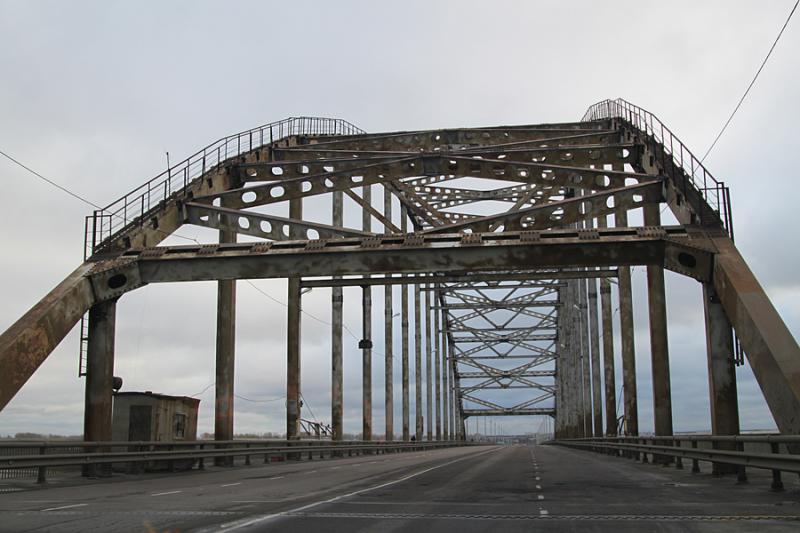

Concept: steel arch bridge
[[1, 100, 798, 446]]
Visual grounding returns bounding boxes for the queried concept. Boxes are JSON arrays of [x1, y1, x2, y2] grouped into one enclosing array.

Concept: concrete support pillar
[[615, 207, 638, 436], [362, 185, 372, 441], [414, 283, 423, 439], [644, 205, 673, 438], [587, 276, 603, 438], [286, 197, 302, 440], [434, 291, 442, 441], [384, 187, 393, 442], [703, 283, 740, 474], [214, 214, 236, 466], [83, 299, 117, 443], [425, 283, 433, 441], [331, 190, 344, 441], [598, 215, 618, 436], [401, 210, 410, 441]]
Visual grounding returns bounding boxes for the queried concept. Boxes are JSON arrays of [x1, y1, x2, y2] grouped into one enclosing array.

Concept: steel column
[[286, 196, 302, 440], [83, 299, 116, 444], [644, 205, 673, 438], [579, 278, 593, 437], [434, 292, 442, 440], [384, 187, 394, 441], [425, 283, 433, 440], [615, 207, 638, 436], [598, 216, 618, 436], [331, 190, 344, 441], [401, 208, 410, 441], [362, 185, 373, 441], [442, 307, 449, 440], [587, 276, 603, 437], [214, 217, 236, 464], [414, 283, 423, 439], [703, 282, 740, 473]]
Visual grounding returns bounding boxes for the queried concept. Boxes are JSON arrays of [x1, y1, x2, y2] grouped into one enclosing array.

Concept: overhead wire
[[700, 0, 798, 163]]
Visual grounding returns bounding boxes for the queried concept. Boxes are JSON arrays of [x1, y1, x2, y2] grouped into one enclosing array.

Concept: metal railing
[[83, 116, 364, 259], [582, 98, 733, 239], [0, 439, 473, 483], [556, 435, 800, 491]]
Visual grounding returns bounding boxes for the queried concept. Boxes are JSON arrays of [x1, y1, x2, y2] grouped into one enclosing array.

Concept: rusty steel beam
[[0, 264, 94, 411], [711, 236, 800, 435]]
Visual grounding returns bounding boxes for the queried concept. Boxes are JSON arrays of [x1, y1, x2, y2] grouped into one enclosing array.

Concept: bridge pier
[[434, 294, 442, 441], [441, 308, 449, 440], [703, 283, 740, 475], [645, 205, 673, 456], [579, 278, 592, 437], [83, 298, 116, 476], [214, 218, 236, 465]]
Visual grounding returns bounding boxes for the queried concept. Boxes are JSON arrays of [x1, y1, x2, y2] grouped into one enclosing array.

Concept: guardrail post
[[245, 444, 251, 466], [198, 444, 205, 470], [673, 440, 683, 470], [735, 442, 748, 484], [691, 441, 700, 473], [769, 443, 784, 491], [36, 446, 46, 484]]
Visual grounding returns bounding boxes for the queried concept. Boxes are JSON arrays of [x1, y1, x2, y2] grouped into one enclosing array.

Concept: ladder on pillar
[[78, 313, 89, 377]]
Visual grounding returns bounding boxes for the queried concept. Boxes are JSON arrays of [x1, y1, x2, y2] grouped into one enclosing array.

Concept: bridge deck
[[0, 445, 797, 532]]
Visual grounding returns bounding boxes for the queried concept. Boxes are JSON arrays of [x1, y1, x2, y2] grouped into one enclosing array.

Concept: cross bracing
[[1, 99, 799, 448]]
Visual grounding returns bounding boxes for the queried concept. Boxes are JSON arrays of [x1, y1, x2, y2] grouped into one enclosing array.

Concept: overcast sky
[[0, 0, 798, 438]]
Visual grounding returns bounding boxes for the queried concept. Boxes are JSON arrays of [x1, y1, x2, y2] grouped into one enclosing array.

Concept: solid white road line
[[42, 503, 87, 512], [151, 490, 182, 496], [221, 483, 242, 487], [267, 476, 284, 480], [213, 446, 501, 532]]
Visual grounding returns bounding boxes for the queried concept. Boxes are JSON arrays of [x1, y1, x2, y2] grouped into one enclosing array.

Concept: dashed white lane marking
[[212, 446, 502, 532], [151, 491, 182, 496], [536, 485, 542, 490], [42, 503, 87, 512], [537, 495, 545, 500], [268, 476, 284, 480], [304, 470, 318, 475], [221, 483, 242, 487], [535, 476, 541, 481], [540, 509, 549, 516]]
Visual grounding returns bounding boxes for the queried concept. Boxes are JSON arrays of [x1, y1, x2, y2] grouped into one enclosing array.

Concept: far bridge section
[[0, 99, 799, 459]]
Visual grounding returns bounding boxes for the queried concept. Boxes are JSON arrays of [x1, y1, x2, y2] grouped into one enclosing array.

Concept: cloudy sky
[[0, 0, 798, 438]]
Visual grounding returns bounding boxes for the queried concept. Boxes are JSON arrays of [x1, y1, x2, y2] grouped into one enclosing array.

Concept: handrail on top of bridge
[[84, 116, 365, 259], [582, 98, 734, 240]]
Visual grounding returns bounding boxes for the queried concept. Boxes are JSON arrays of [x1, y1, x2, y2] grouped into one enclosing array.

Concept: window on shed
[[173, 413, 187, 439]]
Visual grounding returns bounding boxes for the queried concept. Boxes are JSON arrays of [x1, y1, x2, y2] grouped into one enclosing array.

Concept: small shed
[[112, 391, 200, 442]]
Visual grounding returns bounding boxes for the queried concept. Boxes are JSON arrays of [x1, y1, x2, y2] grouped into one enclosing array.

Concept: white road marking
[[535, 476, 541, 481], [304, 470, 318, 475], [151, 490, 182, 496], [42, 503, 87, 512], [537, 494, 545, 500], [268, 476, 284, 480], [330, 466, 341, 470], [212, 447, 501, 532], [536, 485, 542, 490], [221, 483, 242, 487], [540, 509, 549, 516]]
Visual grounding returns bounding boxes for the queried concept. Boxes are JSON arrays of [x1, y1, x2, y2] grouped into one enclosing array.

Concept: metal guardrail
[[582, 98, 733, 239], [83, 116, 364, 259], [0, 439, 473, 483], [556, 435, 800, 491]]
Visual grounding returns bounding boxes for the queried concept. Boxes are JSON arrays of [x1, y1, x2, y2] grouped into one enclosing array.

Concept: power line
[[701, 0, 799, 163], [0, 148, 102, 209]]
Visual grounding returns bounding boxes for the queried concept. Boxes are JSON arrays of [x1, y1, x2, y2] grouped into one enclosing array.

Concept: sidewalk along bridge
[[0, 99, 799, 459]]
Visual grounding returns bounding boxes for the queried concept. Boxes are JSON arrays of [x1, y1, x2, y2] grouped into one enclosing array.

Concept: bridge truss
[[1, 100, 799, 445]]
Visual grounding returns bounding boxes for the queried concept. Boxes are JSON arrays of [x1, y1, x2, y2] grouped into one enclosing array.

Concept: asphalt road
[[0, 444, 798, 532]]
